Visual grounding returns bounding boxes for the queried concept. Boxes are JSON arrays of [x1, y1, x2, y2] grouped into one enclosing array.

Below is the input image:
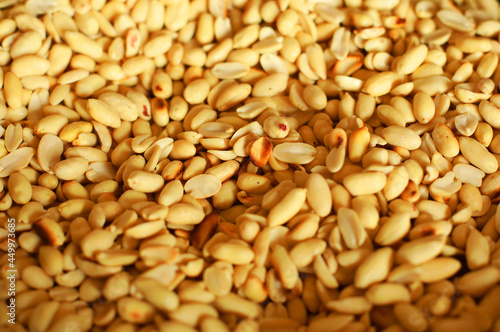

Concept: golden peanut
[[8, 172, 32, 204], [343, 172, 387, 196], [459, 136, 498, 174], [0, 1, 498, 331]]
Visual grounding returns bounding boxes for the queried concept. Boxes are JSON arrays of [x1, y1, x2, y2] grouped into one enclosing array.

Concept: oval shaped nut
[[365, 283, 411, 305], [10, 30, 42, 58], [22, 265, 53, 290], [122, 56, 155, 77], [58, 199, 95, 220], [303, 85, 327, 111], [458, 266, 500, 298], [412, 76, 453, 96], [479, 100, 500, 129], [396, 235, 446, 265], [481, 171, 500, 197], [169, 140, 196, 160], [184, 79, 210, 105], [348, 127, 370, 163], [337, 207, 367, 249], [212, 62, 250, 79], [459, 136, 498, 174], [343, 171, 387, 196], [362, 71, 401, 97], [135, 278, 179, 312], [397, 44, 428, 74], [206, 38, 233, 68], [276, 9, 298, 35], [268, 188, 307, 227], [59, 69, 90, 85], [117, 297, 155, 324], [306, 173, 332, 217], [289, 82, 309, 111], [210, 242, 255, 265], [34, 114, 69, 136], [17, 201, 45, 224], [127, 171, 164, 193], [124, 220, 164, 240], [354, 247, 393, 289], [383, 166, 409, 201], [232, 23, 259, 48], [158, 180, 183, 207], [432, 123, 460, 158], [215, 83, 252, 111], [413, 91, 435, 124], [53, 157, 89, 181], [250, 137, 273, 168], [185, 174, 221, 199], [375, 213, 411, 246], [274, 143, 317, 165], [214, 293, 262, 320], [352, 196, 380, 230], [271, 244, 298, 289], [236, 173, 272, 195], [477, 20, 500, 37], [151, 98, 169, 127], [289, 238, 326, 268], [10, 55, 51, 78], [4, 72, 23, 109], [31, 186, 57, 207], [381, 126, 422, 150], [143, 34, 173, 58], [377, 104, 406, 127], [166, 203, 205, 225], [262, 180, 297, 211], [33, 217, 65, 246], [198, 122, 234, 139], [8, 172, 32, 204], [455, 36, 492, 53], [466, 228, 490, 270], [264, 116, 290, 139], [306, 43, 327, 80], [206, 160, 240, 183], [452, 62, 474, 83], [97, 62, 126, 81], [326, 297, 372, 315], [252, 73, 288, 97], [419, 257, 461, 283], [151, 71, 173, 100], [88, 99, 121, 128], [64, 31, 103, 58]]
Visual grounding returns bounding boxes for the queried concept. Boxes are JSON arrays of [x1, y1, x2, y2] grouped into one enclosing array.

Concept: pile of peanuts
[[1, 0, 500, 330]]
